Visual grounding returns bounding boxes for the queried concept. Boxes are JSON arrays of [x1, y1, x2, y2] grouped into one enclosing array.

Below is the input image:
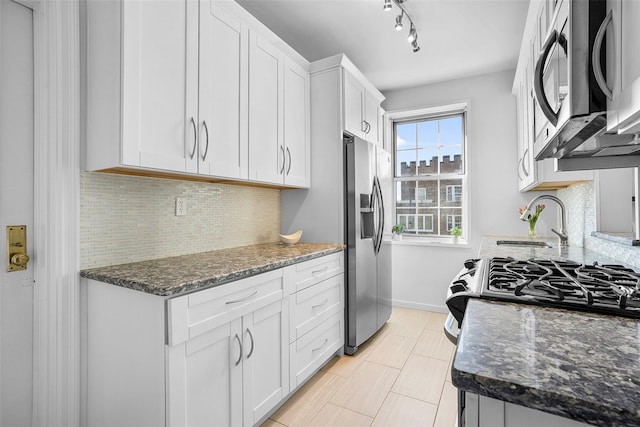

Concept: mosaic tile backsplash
[[80, 172, 280, 269], [559, 181, 640, 269]]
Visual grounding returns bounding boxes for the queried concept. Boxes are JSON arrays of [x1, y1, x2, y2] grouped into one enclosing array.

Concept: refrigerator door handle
[[370, 182, 379, 251], [372, 177, 383, 255], [376, 176, 385, 254]]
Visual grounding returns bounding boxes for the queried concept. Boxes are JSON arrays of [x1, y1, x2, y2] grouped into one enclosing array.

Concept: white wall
[[383, 70, 551, 311]]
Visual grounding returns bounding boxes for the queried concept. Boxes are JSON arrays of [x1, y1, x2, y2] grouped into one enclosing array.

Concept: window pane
[[440, 145, 463, 174], [441, 179, 463, 207], [439, 116, 463, 146], [396, 150, 416, 176], [417, 181, 437, 208], [396, 123, 416, 149], [441, 208, 462, 233], [416, 148, 439, 175], [417, 120, 438, 148]]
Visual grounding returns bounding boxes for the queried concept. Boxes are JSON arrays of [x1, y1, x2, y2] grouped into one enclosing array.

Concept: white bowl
[[279, 230, 303, 246]]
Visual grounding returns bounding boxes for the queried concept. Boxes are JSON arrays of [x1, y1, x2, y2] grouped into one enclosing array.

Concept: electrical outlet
[[175, 198, 186, 216]]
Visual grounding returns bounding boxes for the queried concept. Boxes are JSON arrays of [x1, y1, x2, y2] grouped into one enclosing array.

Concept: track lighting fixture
[[395, 11, 404, 31], [382, 0, 420, 53], [412, 39, 420, 53], [407, 23, 417, 43]]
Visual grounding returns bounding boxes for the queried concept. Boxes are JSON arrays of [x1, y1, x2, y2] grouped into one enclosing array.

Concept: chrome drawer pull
[[225, 290, 258, 305], [311, 266, 328, 275], [234, 334, 242, 366], [311, 338, 328, 353], [311, 299, 328, 309], [246, 328, 254, 359]]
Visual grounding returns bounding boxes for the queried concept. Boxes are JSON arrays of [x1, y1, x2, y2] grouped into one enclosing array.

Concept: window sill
[[390, 238, 471, 248]]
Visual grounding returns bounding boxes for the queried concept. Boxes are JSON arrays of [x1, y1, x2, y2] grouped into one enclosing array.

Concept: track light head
[[412, 39, 420, 53], [395, 12, 404, 31], [407, 24, 417, 43], [383, 0, 392, 11]]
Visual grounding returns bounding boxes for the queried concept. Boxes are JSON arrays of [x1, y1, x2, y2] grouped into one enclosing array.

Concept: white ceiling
[[235, 0, 530, 92]]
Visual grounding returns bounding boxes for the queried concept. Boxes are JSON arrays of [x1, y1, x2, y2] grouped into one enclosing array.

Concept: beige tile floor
[[262, 307, 458, 427]]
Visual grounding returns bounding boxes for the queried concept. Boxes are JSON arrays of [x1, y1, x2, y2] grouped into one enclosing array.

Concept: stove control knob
[[463, 259, 478, 270], [450, 279, 468, 294]]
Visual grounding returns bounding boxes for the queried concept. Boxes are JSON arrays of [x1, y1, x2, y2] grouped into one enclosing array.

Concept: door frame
[[15, 0, 81, 425]]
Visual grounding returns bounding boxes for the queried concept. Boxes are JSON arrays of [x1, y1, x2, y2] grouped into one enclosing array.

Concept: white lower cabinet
[[83, 252, 343, 427], [284, 252, 345, 390]]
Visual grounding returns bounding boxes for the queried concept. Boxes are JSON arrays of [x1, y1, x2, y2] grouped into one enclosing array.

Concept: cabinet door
[[283, 58, 310, 188], [343, 70, 364, 139], [167, 318, 243, 427], [121, 0, 198, 173], [248, 31, 284, 185], [364, 90, 380, 145], [242, 299, 289, 426], [199, 1, 248, 179]]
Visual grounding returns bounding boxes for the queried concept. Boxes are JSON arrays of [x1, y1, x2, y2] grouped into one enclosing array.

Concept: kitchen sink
[[496, 240, 552, 248]]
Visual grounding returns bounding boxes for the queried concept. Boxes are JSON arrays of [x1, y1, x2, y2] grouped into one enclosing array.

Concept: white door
[[248, 31, 283, 185], [242, 299, 289, 426], [120, 0, 197, 173], [0, 1, 35, 425], [283, 58, 310, 188], [199, 1, 248, 180]]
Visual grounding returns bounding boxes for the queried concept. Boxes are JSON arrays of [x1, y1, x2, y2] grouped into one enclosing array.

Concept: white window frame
[[446, 214, 462, 231], [386, 102, 469, 244], [446, 185, 463, 202]]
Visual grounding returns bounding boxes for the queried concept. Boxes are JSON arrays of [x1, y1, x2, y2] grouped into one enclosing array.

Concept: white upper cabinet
[[85, 0, 309, 188], [248, 32, 310, 188], [283, 58, 311, 187], [198, 2, 249, 180], [343, 70, 383, 146], [248, 32, 285, 185], [600, 0, 640, 133], [86, 0, 197, 173]]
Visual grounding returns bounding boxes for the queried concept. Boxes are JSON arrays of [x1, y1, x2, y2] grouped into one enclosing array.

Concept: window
[[393, 107, 466, 239]]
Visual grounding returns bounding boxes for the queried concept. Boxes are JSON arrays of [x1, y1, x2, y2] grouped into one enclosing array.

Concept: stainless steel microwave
[[532, 0, 608, 161]]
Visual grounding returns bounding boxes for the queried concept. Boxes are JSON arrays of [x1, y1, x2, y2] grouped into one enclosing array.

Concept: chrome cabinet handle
[[280, 146, 286, 174], [522, 149, 530, 177], [286, 147, 292, 175], [592, 10, 614, 100], [202, 120, 209, 161], [246, 328, 254, 359], [517, 158, 524, 181], [312, 266, 328, 275], [234, 334, 242, 366], [533, 29, 561, 127], [225, 290, 258, 305], [311, 338, 328, 353], [189, 117, 197, 159], [311, 298, 328, 310]]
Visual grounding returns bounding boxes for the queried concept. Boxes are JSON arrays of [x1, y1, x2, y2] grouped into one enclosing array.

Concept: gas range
[[446, 257, 640, 328]]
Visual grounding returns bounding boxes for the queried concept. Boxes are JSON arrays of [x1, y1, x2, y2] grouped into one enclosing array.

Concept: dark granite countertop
[[452, 299, 640, 427], [80, 242, 344, 296]]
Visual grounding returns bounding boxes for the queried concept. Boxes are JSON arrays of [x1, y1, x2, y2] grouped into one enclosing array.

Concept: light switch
[[175, 198, 186, 216]]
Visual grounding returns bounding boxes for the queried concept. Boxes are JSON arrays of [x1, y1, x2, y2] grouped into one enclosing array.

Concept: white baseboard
[[392, 299, 448, 313]]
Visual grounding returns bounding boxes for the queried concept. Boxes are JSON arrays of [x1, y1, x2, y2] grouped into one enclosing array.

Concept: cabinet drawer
[[167, 269, 283, 346], [289, 313, 343, 390], [290, 273, 343, 343], [285, 252, 344, 294]]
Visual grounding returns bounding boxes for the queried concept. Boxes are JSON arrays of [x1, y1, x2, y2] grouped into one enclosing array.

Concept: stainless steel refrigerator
[[344, 135, 392, 355]]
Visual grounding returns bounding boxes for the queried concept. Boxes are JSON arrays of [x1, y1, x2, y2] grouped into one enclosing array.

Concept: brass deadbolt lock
[[6, 226, 30, 272]]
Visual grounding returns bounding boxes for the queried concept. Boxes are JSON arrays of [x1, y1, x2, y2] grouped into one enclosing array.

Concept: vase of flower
[[518, 204, 545, 238]]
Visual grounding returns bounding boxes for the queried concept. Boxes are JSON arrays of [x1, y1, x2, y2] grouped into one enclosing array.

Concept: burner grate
[[485, 257, 640, 317]]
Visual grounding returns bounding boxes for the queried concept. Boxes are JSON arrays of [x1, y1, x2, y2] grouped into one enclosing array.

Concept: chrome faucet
[[519, 195, 568, 246]]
